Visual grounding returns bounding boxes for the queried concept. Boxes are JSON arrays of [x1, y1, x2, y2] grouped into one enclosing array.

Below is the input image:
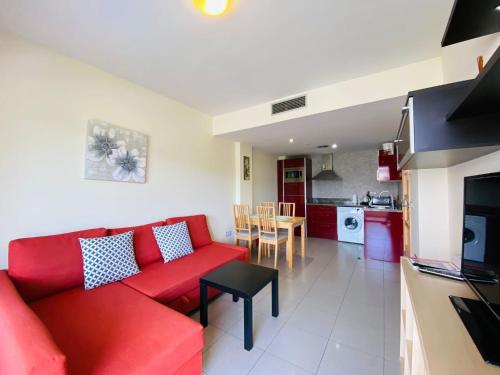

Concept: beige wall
[[252, 149, 278, 209], [213, 57, 443, 135], [441, 32, 500, 84], [447, 151, 500, 262], [409, 34, 500, 263], [412, 169, 451, 260], [0, 33, 236, 268], [234, 142, 253, 207]]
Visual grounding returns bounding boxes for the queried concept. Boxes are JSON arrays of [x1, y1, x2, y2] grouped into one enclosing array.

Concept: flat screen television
[[450, 171, 500, 365]]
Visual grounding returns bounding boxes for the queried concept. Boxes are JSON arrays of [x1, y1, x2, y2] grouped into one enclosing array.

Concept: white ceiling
[[0, 0, 453, 115], [220, 97, 407, 155]]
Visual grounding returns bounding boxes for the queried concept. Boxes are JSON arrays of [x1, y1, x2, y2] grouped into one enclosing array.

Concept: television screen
[[462, 172, 500, 320]]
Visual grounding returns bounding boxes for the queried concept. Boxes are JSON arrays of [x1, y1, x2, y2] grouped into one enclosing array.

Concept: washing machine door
[[463, 215, 486, 262], [343, 214, 362, 233]]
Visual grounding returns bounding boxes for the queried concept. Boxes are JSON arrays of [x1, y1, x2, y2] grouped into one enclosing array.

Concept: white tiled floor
[[192, 237, 401, 375]]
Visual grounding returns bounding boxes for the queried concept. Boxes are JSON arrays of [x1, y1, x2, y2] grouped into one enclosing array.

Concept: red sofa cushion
[[122, 242, 248, 305], [108, 221, 164, 268], [166, 215, 212, 248], [0, 271, 66, 375], [8, 228, 107, 302], [30, 282, 203, 375]]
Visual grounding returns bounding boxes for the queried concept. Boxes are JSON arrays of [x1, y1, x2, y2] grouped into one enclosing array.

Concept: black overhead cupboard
[[395, 0, 500, 171]]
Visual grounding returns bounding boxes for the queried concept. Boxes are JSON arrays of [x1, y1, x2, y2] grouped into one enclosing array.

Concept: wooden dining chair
[[256, 202, 276, 258], [258, 202, 276, 209], [233, 204, 258, 255], [279, 202, 296, 217], [256, 205, 288, 268]]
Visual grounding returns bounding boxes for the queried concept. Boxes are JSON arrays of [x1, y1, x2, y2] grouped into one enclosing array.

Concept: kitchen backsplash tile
[[311, 149, 400, 200]]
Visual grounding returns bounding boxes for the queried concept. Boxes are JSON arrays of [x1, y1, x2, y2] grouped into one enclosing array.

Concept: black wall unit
[[447, 46, 500, 120], [442, 0, 500, 47], [399, 81, 500, 169], [412, 82, 500, 152]]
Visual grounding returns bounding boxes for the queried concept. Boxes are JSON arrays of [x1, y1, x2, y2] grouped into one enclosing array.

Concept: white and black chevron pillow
[[79, 231, 140, 290], [153, 221, 193, 263]]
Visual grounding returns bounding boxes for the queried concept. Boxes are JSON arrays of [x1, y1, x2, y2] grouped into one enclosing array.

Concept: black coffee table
[[200, 260, 279, 351]]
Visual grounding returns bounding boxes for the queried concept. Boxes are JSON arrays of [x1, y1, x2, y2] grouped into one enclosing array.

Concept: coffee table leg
[[272, 277, 279, 317], [233, 294, 239, 302], [244, 298, 253, 351], [200, 282, 208, 327]]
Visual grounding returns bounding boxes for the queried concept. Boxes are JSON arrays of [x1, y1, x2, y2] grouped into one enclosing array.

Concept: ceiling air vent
[[272, 95, 306, 115]]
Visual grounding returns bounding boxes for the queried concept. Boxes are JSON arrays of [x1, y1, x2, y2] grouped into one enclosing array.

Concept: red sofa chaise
[[0, 215, 248, 375]]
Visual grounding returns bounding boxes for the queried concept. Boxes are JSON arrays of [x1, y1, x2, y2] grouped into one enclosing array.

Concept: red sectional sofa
[[0, 215, 248, 375]]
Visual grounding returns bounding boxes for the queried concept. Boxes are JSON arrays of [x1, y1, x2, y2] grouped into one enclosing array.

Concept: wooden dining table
[[249, 215, 306, 268]]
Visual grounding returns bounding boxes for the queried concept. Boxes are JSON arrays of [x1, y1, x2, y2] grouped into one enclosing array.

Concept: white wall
[[252, 149, 278, 209], [0, 33, 236, 268]]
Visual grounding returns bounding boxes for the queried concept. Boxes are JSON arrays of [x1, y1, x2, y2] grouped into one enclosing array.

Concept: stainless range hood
[[312, 154, 341, 180]]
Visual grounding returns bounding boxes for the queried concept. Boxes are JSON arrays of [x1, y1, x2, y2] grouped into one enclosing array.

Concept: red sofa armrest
[[211, 241, 249, 262], [0, 271, 66, 375]]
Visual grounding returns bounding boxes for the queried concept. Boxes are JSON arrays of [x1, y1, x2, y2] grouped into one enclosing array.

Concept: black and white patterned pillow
[[79, 231, 140, 290], [153, 221, 194, 263]]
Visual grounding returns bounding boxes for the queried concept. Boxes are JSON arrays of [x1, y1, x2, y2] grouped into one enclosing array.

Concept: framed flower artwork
[[84, 120, 148, 183]]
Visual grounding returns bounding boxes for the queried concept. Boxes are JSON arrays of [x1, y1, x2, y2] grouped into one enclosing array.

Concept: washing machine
[[463, 215, 486, 263], [337, 206, 365, 244]]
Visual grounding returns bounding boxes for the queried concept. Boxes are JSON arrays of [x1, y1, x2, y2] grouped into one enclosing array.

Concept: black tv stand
[[449, 296, 500, 366]]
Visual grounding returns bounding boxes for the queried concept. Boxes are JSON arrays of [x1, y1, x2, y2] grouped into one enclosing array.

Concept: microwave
[[395, 97, 415, 171], [284, 167, 304, 183]]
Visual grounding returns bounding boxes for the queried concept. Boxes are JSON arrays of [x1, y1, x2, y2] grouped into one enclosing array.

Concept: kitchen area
[[278, 145, 404, 263]]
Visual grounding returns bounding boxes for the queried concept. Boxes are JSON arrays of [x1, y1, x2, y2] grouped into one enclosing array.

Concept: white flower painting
[[84, 120, 148, 183]]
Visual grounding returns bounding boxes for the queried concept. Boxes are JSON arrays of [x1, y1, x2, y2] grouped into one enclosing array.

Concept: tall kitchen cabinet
[[277, 158, 312, 229]]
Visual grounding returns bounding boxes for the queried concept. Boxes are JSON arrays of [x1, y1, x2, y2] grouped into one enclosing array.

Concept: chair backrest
[[259, 202, 276, 209], [233, 204, 251, 232], [279, 202, 296, 217], [256, 205, 277, 240]]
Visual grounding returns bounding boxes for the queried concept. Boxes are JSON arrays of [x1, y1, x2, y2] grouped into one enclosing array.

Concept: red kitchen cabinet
[[377, 150, 401, 182], [284, 182, 305, 196], [277, 160, 284, 202], [364, 210, 404, 262], [284, 158, 305, 168], [307, 205, 337, 240]]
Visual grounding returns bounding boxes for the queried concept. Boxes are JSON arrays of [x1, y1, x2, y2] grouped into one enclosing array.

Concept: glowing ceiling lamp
[[193, 0, 230, 16]]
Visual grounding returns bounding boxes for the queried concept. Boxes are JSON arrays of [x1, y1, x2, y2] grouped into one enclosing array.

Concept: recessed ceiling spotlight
[[331, 144, 338, 149], [193, 0, 230, 16], [496, 5, 500, 10], [289, 138, 294, 143]]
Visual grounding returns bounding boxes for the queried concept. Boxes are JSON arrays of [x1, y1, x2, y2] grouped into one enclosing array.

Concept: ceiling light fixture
[[289, 138, 294, 144], [331, 144, 338, 149], [496, 5, 500, 10], [193, 0, 230, 16]]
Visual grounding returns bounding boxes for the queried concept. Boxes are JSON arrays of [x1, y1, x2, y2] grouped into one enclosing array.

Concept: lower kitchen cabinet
[[364, 210, 404, 262], [307, 205, 337, 240]]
